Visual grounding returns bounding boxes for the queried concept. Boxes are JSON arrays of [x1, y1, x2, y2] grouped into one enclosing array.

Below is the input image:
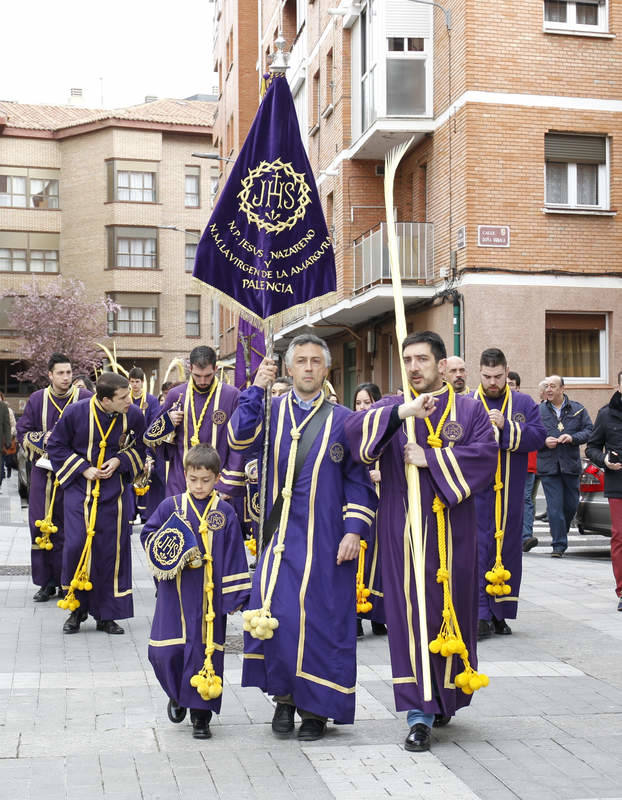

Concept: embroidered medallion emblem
[[330, 442, 344, 463], [207, 510, 226, 531], [212, 410, 227, 425], [152, 528, 185, 567], [149, 417, 166, 437], [442, 421, 464, 442], [513, 412, 526, 423], [251, 492, 260, 514], [238, 158, 311, 233]]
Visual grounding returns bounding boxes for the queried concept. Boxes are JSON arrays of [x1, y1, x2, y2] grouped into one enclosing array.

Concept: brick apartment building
[[213, 0, 622, 417], [0, 97, 218, 411]]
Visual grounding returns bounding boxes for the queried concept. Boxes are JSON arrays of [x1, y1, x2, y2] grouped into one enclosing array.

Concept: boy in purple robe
[[128, 367, 166, 522], [345, 331, 498, 753], [47, 373, 145, 635], [470, 350, 546, 639], [228, 334, 378, 741], [141, 444, 251, 739], [17, 354, 91, 602], [144, 345, 244, 500]]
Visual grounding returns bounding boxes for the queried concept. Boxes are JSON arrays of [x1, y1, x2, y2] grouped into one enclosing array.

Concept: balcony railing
[[353, 222, 433, 292]]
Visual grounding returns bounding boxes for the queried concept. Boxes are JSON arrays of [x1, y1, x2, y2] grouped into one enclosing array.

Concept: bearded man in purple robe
[[228, 334, 378, 742], [345, 331, 497, 753], [128, 367, 165, 522], [470, 349, 546, 639]]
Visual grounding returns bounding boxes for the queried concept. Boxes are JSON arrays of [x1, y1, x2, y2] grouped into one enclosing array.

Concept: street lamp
[[405, 0, 451, 30], [156, 225, 201, 239], [192, 152, 236, 163]]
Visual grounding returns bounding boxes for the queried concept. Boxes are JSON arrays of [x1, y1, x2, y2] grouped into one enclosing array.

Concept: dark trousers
[[540, 473, 580, 552], [609, 498, 622, 597]]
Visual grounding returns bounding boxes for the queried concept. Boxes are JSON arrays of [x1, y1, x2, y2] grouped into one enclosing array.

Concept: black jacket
[[586, 391, 622, 499], [537, 396, 593, 476], [0, 402, 11, 451]]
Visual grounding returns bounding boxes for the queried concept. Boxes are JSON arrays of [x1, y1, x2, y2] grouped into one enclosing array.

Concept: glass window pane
[[13, 177, 26, 193], [0, 195, 10, 206], [118, 172, 129, 187], [546, 328, 600, 377], [577, 163, 598, 205], [577, 2, 598, 24], [407, 38, 424, 51], [386, 59, 426, 115], [546, 162, 568, 204], [545, 0, 567, 22], [143, 173, 153, 189], [130, 172, 142, 189], [118, 188, 129, 201], [387, 37, 404, 52], [129, 189, 142, 201]]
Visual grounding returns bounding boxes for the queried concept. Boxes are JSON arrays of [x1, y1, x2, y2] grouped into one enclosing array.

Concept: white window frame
[[546, 313, 608, 385], [543, 0, 609, 34], [384, 35, 429, 118], [545, 138, 610, 211]]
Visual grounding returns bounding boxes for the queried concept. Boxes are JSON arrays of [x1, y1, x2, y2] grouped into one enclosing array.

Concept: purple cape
[[141, 493, 251, 713], [17, 387, 91, 587], [229, 386, 378, 723], [345, 386, 498, 716], [47, 399, 146, 620], [470, 389, 547, 621]]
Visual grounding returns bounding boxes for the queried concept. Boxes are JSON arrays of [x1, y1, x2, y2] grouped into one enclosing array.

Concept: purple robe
[[345, 387, 497, 716], [145, 379, 244, 498], [229, 386, 378, 723], [130, 392, 166, 521], [16, 387, 91, 588], [470, 389, 546, 621], [359, 471, 385, 624], [141, 493, 251, 713], [47, 399, 146, 621]]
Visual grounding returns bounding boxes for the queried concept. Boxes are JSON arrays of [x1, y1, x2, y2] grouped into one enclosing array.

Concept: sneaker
[[271, 702, 295, 737], [522, 536, 539, 552], [551, 551, 563, 559]]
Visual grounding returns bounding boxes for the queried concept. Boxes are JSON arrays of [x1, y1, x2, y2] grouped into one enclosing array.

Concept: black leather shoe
[[522, 536, 539, 552], [477, 619, 493, 640], [433, 714, 452, 727], [96, 619, 124, 634], [191, 710, 212, 739], [492, 618, 512, 635], [271, 702, 295, 736], [297, 718, 326, 741], [356, 619, 364, 638], [167, 698, 187, 723], [404, 723, 431, 752], [63, 609, 87, 634], [33, 583, 57, 602], [371, 621, 387, 635], [551, 551, 563, 558]]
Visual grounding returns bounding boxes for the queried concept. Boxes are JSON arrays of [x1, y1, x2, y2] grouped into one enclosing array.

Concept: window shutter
[[546, 313, 606, 331], [545, 134, 606, 164]]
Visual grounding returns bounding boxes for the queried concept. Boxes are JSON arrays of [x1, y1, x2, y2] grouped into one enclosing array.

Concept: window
[[311, 70, 320, 131], [545, 312, 607, 382], [185, 166, 200, 207], [0, 297, 16, 336], [0, 169, 59, 209], [107, 293, 159, 335], [386, 36, 427, 115], [325, 48, 334, 111], [545, 133, 608, 209], [0, 232, 60, 273], [107, 160, 158, 203], [107, 227, 157, 269], [185, 232, 199, 272], [544, 0, 608, 32], [361, 1, 377, 132], [186, 296, 200, 337]]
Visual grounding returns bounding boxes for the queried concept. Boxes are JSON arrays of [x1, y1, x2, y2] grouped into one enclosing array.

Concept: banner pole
[[257, 319, 273, 557]]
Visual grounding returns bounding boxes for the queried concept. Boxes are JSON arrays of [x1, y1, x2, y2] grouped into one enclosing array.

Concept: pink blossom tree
[[1, 278, 119, 387]]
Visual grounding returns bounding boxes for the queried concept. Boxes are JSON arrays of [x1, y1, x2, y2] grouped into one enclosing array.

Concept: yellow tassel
[[245, 537, 257, 556], [355, 540, 373, 613], [34, 479, 60, 550]]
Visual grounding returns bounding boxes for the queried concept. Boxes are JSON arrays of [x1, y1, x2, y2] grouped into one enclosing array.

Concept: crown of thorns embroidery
[[238, 159, 311, 234]]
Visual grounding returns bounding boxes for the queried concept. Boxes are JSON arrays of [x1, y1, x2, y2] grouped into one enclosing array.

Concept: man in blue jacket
[[537, 375, 593, 557]]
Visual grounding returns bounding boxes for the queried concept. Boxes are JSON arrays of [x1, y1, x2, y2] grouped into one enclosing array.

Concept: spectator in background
[[444, 356, 469, 395], [0, 391, 17, 479], [271, 376, 292, 397], [586, 370, 622, 611], [534, 379, 550, 523], [537, 375, 593, 557], [522, 376, 547, 552], [507, 372, 520, 391], [0, 396, 12, 488], [159, 381, 174, 404], [73, 375, 95, 393]]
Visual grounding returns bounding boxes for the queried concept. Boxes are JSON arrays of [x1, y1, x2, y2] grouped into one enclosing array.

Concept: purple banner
[[193, 75, 336, 322], [234, 318, 266, 389]]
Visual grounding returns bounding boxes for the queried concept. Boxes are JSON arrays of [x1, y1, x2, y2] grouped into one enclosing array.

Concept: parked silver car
[[576, 459, 611, 537]]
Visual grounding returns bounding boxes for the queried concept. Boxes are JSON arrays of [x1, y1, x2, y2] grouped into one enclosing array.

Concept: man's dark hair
[[160, 381, 173, 393], [184, 443, 221, 474], [96, 372, 129, 401], [508, 371, 521, 388], [480, 348, 507, 368], [273, 376, 293, 388], [73, 375, 95, 392], [128, 367, 145, 381], [48, 353, 71, 373], [189, 346, 217, 369], [401, 331, 447, 362]]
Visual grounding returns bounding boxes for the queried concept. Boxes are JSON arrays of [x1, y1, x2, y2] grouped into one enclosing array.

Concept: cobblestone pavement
[[1, 473, 621, 799]]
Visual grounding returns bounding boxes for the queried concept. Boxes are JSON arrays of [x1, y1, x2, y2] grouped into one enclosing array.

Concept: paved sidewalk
[[1, 473, 621, 800]]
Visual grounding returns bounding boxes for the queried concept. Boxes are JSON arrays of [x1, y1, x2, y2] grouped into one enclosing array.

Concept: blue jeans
[[522, 472, 536, 541], [540, 473, 580, 552], [407, 709, 434, 728]]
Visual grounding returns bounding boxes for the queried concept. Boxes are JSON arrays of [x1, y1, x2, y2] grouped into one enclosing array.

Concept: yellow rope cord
[[58, 397, 117, 612], [411, 382, 489, 695], [242, 391, 327, 640], [189, 377, 218, 447], [476, 385, 513, 598], [34, 387, 78, 548], [355, 540, 372, 613], [187, 492, 223, 701], [245, 537, 257, 556]]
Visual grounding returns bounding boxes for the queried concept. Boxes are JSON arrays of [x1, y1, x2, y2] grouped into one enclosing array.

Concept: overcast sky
[[2, 0, 217, 109]]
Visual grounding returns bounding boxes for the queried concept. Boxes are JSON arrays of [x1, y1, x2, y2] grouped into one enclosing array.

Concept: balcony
[[353, 222, 433, 291]]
